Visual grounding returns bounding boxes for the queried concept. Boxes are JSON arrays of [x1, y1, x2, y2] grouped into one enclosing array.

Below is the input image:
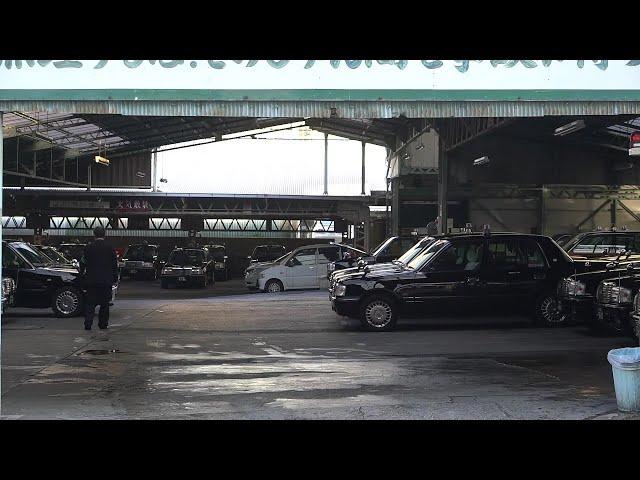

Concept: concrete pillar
[[323, 133, 328, 195]]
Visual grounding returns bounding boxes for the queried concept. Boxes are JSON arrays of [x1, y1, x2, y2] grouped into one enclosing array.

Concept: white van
[[257, 243, 365, 293]]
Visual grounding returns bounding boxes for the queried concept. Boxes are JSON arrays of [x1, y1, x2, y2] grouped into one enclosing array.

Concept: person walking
[[80, 226, 119, 331]]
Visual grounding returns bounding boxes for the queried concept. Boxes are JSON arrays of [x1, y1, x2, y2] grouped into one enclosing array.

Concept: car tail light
[[631, 132, 640, 148]]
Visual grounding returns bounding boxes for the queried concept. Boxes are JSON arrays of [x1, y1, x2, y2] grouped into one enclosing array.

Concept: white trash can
[[607, 347, 640, 413]]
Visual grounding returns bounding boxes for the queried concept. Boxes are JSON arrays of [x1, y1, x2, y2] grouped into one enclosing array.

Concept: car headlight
[[192, 268, 202, 274], [328, 263, 336, 272], [560, 278, 586, 297], [142, 262, 154, 267], [162, 268, 172, 274], [612, 286, 633, 304], [334, 284, 346, 296], [598, 282, 633, 304]]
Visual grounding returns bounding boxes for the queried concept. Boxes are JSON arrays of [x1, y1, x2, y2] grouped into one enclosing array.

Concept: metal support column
[[361, 141, 366, 195], [0, 111, 4, 403], [437, 142, 448, 234], [391, 178, 400, 236], [323, 133, 328, 195], [152, 148, 158, 192], [87, 162, 92, 191], [610, 198, 617, 227]]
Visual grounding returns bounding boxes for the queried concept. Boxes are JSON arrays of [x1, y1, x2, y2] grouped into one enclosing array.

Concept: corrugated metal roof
[[2, 100, 640, 119]]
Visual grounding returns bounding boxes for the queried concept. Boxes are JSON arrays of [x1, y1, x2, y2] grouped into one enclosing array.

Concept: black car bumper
[[558, 297, 595, 322], [331, 296, 360, 318], [121, 266, 156, 278], [594, 302, 633, 328], [161, 274, 206, 286]]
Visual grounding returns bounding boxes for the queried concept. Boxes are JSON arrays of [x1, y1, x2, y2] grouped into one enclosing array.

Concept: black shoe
[[99, 326, 108, 330], [84, 326, 91, 331]]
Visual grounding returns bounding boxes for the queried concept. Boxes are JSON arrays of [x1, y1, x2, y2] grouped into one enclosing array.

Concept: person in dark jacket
[[80, 226, 119, 330]]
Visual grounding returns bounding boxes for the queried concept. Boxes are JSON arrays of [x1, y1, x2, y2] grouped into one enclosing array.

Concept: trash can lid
[[608, 347, 640, 369]]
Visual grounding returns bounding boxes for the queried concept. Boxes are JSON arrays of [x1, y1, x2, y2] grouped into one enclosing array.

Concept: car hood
[[246, 261, 276, 272], [332, 262, 400, 280], [338, 263, 409, 283]]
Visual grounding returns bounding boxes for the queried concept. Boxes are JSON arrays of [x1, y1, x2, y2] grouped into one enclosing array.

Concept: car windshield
[[208, 247, 225, 260], [169, 249, 205, 266], [275, 252, 292, 263], [59, 245, 85, 260], [562, 233, 589, 252], [406, 240, 449, 270], [39, 247, 71, 264], [371, 237, 395, 256], [396, 237, 436, 265], [125, 245, 156, 261], [12, 243, 53, 267], [253, 246, 284, 261]]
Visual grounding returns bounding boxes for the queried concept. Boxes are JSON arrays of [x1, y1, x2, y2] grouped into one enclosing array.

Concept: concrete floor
[[1, 279, 639, 420]]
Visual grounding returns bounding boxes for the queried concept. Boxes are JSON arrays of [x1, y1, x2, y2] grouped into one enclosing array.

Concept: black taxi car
[[120, 243, 161, 280], [556, 252, 640, 325], [203, 244, 231, 281], [160, 247, 213, 288], [562, 229, 640, 259], [329, 235, 437, 287], [593, 268, 640, 339], [328, 236, 419, 276], [330, 232, 574, 331], [2, 240, 118, 317]]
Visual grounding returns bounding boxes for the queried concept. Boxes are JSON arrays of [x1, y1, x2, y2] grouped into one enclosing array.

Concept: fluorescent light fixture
[[402, 152, 411, 160], [415, 143, 425, 151], [159, 178, 168, 183], [94, 155, 110, 166], [473, 156, 490, 166], [554, 119, 586, 136], [136, 171, 146, 178]]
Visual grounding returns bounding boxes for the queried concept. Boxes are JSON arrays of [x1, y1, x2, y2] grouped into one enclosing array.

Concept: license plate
[[179, 276, 187, 282], [130, 269, 137, 274]]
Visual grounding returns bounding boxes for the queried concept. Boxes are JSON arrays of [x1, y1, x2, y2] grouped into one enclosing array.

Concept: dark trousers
[[85, 286, 112, 329]]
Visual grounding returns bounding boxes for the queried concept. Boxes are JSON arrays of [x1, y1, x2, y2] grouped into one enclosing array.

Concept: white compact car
[[256, 243, 365, 293]]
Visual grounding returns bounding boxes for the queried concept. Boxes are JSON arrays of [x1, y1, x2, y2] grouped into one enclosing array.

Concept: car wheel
[[161, 280, 169, 289], [534, 291, 569, 327], [52, 287, 83, 318], [265, 279, 284, 293], [360, 295, 397, 331]]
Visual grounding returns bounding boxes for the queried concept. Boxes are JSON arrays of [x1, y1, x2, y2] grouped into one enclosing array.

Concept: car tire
[[534, 291, 569, 327], [52, 286, 83, 318], [265, 279, 284, 293], [359, 295, 398, 331], [161, 280, 169, 289]]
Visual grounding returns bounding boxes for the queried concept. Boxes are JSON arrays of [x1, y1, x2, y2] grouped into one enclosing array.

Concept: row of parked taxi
[[324, 227, 640, 334]]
